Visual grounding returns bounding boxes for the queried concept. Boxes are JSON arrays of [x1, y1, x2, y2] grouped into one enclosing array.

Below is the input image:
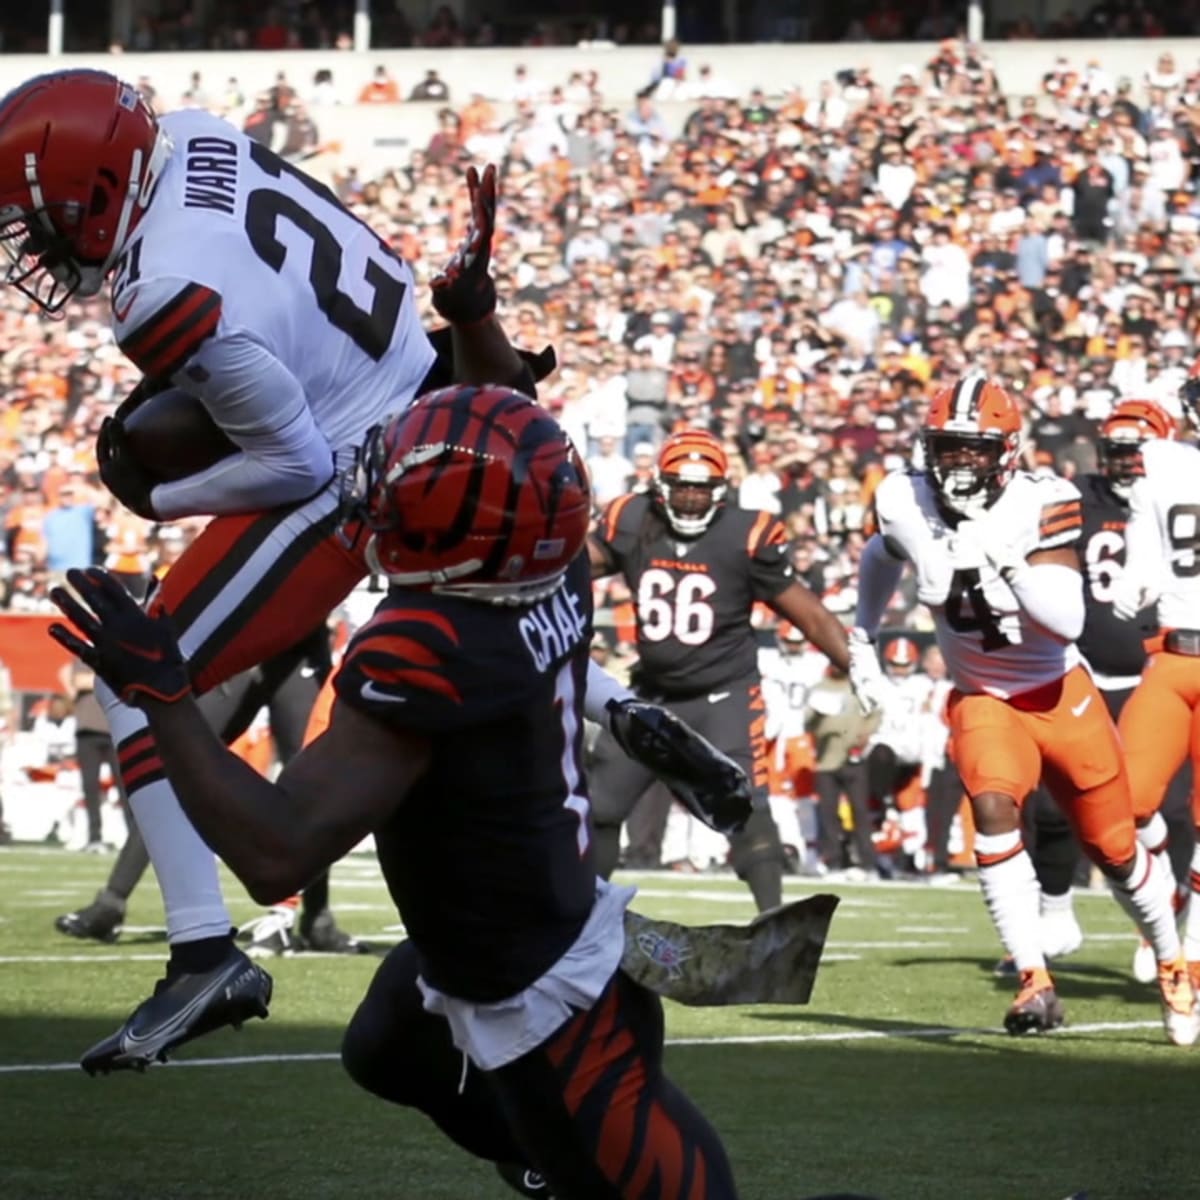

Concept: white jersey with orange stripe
[[1123, 438, 1200, 632], [107, 109, 434, 521], [872, 469, 1083, 699]]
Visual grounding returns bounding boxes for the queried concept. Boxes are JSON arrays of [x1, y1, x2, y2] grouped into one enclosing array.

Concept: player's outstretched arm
[[430, 163, 554, 397], [770, 581, 851, 672], [48, 568, 428, 902]]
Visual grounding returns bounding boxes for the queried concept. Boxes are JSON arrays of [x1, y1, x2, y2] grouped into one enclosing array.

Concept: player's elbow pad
[[1009, 563, 1085, 642]]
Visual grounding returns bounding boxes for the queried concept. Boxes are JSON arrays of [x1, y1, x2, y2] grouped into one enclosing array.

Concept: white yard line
[[0, 1019, 1163, 1076]]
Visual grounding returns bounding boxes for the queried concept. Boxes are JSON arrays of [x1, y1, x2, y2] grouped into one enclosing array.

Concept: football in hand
[[122, 386, 238, 483]]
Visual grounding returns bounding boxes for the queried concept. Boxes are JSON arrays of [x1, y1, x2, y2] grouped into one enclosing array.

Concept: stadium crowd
[[1, 36, 1199, 869]]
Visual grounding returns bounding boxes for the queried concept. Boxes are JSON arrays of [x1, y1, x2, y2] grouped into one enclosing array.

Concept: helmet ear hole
[[88, 185, 109, 219]]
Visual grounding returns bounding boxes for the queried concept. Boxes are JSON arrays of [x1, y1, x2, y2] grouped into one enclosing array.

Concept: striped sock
[[1111, 842, 1182, 965]]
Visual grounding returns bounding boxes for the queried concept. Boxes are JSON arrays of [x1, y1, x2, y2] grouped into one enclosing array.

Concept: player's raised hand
[[431, 163, 498, 325], [48, 568, 190, 707]]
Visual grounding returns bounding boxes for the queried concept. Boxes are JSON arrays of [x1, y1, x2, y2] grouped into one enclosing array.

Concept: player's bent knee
[[971, 790, 1021, 835]]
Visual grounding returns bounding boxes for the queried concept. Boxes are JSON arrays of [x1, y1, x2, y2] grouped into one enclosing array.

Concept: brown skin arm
[[1026, 545, 1078, 570], [449, 315, 525, 387], [588, 532, 617, 578], [769, 581, 851, 672], [139, 694, 431, 905]]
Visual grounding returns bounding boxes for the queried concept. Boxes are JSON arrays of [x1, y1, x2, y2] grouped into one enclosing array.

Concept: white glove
[[1111, 577, 1148, 622], [847, 627, 892, 715]]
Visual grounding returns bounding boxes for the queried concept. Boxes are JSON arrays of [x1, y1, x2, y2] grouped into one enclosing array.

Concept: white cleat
[[1132, 938, 1158, 985], [1158, 959, 1200, 1047]]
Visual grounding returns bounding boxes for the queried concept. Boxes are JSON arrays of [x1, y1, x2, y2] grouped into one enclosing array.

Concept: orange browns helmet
[[1098, 398, 1175, 497], [0, 70, 171, 312], [344, 384, 591, 604], [654, 428, 729, 537], [882, 635, 919, 673], [922, 374, 1022, 517]]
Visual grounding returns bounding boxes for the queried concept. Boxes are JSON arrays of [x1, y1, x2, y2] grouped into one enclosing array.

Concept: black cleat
[[80, 944, 272, 1075], [297, 908, 370, 955], [496, 1163, 554, 1196], [55, 896, 124, 944]]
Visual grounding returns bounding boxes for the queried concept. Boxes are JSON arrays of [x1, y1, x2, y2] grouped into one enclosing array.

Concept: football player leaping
[[851, 374, 1199, 1044], [1113, 367, 1200, 997], [0, 69, 742, 1074]]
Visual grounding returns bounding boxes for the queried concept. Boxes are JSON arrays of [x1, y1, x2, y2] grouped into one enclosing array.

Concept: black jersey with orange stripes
[[595, 492, 793, 697], [333, 552, 596, 1004], [1075, 472, 1157, 677]]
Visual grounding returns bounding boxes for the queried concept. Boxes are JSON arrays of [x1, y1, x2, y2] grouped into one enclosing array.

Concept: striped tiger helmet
[[922, 374, 1022, 516], [1098, 398, 1175, 498], [343, 384, 591, 605], [654, 428, 729, 536]]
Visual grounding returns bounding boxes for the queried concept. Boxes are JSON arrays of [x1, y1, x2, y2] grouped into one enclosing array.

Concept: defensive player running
[[0, 69, 718, 1073], [586, 430, 879, 912], [1113, 369, 1200, 994], [1017, 400, 1194, 982], [850, 374, 1198, 1043], [49, 386, 748, 1200]]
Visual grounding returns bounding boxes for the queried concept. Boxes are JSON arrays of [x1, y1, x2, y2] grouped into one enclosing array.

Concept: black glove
[[607, 699, 754, 835], [97, 416, 158, 520], [49, 568, 190, 707], [430, 163, 497, 325], [113, 374, 169, 424]]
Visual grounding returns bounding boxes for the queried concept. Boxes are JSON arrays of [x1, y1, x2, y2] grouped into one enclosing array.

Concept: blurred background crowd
[[0, 23, 1197, 869]]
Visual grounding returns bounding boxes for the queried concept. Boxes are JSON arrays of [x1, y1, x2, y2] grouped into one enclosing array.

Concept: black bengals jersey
[[595, 493, 793, 697], [334, 553, 596, 1004], [1075, 473, 1157, 678]]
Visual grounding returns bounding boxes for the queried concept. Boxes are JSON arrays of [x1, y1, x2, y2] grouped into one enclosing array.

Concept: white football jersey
[[869, 671, 934, 763], [1124, 438, 1200, 631], [109, 110, 434, 517], [759, 646, 829, 741], [873, 470, 1082, 698]]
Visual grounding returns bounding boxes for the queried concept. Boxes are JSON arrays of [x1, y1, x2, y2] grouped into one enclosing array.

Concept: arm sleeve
[[1008, 562, 1085, 642], [584, 659, 633, 723], [854, 534, 906, 637], [149, 334, 335, 520]]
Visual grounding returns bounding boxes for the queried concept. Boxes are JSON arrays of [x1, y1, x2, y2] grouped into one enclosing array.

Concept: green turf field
[[0, 845, 1192, 1200]]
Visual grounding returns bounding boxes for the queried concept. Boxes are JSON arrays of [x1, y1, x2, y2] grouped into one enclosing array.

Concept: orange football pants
[[151, 478, 367, 696], [1118, 650, 1200, 826], [766, 734, 816, 799], [947, 665, 1136, 869]]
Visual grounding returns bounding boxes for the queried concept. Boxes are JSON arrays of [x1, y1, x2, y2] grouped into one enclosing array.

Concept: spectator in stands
[[410, 69, 451, 103], [358, 64, 401, 105]]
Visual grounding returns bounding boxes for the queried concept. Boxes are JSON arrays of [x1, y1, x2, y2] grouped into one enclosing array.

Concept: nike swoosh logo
[[708, 691, 731, 703], [113, 292, 136, 322], [361, 680, 408, 703], [1070, 695, 1092, 717]]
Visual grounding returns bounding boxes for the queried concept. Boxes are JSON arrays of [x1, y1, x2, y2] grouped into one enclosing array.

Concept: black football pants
[[342, 938, 739, 1198], [587, 679, 786, 910]]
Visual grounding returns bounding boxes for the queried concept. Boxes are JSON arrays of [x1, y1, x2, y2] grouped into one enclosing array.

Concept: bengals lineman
[[49, 386, 750, 1200], [1114, 369, 1200, 993], [852, 374, 1198, 1044], [587, 430, 873, 912]]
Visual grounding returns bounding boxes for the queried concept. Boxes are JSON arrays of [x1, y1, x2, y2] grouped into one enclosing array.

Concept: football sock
[[98, 681, 232, 945], [301, 870, 330, 922], [742, 858, 783, 912], [1182, 840, 1200, 961], [975, 831, 1044, 973], [170, 932, 235, 973], [106, 819, 149, 902], [1040, 889, 1075, 917], [1110, 842, 1182, 964], [1137, 811, 1171, 858], [1030, 819, 1079, 898]]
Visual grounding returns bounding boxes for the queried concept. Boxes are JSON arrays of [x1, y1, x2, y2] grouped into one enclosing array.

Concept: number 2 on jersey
[[638, 569, 717, 646], [243, 142, 405, 360]]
